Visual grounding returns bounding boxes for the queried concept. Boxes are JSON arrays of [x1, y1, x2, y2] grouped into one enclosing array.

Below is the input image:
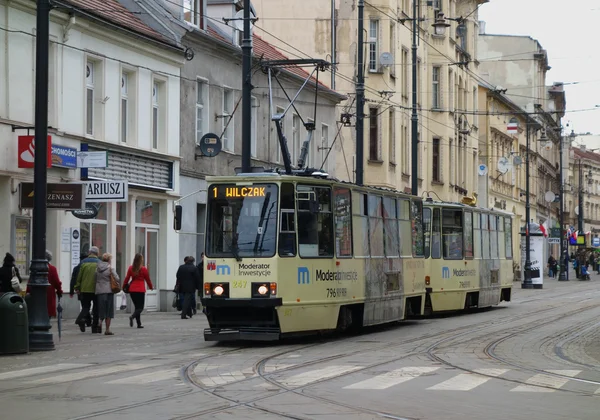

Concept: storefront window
[[116, 225, 127, 278], [136, 200, 160, 225], [13, 217, 31, 276], [80, 222, 107, 256], [117, 202, 127, 222]]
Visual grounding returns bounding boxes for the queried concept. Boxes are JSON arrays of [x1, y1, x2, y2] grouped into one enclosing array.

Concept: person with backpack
[[70, 252, 91, 327], [74, 246, 102, 333]]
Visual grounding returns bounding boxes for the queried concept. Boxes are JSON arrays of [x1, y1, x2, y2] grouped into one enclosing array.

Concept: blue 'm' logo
[[442, 267, 450, 279], [298, 267, 310, 284], [216, 265, 231, 275]]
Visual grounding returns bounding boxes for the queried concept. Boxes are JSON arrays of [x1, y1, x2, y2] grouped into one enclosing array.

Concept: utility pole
[[355, 0, 364, 186], [522, 123, 533, 289], [240, 0, 253, 173], [410, 0, 419, 196], [29, 0, 54, 351], [558, 131, 567, 281], [578, 158, 584, 240]]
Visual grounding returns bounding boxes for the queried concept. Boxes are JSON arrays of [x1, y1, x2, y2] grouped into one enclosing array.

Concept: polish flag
[[539, 222, 548, 237]]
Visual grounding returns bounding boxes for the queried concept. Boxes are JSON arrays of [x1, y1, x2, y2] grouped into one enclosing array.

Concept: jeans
[[130, 292, 145, 326], [76, 293, 98, 327]]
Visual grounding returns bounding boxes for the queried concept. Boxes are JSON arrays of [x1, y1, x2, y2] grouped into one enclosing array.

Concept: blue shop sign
[[51, 145, 77, 168], [593, 237, 600, 247]]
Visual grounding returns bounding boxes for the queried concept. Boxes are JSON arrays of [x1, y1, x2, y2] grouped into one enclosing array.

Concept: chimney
[[479, 21, 486, 35]]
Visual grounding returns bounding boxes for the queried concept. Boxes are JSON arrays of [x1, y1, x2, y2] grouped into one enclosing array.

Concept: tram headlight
[[252, 282, 276, 298], [213, 285, 225, 296], [257, 285, 268, 295]]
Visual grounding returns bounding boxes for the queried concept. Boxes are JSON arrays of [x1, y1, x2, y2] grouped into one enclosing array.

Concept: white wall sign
[[85, 180, 128, 202], [71, 228, 81, 273], [77, 151, 108, 168], [61, 228, 71, 252]]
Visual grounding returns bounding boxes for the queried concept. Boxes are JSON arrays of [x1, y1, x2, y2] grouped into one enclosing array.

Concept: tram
[[421, 199, 513, 315], [201, 174, 428, 340]]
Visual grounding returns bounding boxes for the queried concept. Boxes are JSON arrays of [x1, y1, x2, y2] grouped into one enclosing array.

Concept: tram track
[[424, 302, 600, 395], [57, 286, 600, 419]]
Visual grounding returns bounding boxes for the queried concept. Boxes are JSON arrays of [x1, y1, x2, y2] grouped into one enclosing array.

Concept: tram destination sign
[[19, 183, 85, 210]]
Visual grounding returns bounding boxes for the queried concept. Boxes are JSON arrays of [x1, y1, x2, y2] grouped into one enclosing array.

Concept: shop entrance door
[[135, 228, 159, 311]]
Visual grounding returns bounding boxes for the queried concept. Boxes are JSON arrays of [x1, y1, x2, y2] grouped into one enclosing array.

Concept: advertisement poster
[[520, 235, 544, 286]]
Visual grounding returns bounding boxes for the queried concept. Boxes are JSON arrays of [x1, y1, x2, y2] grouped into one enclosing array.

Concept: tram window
[[473, 212, 482, 259], [398, 199, 410, 220], [383, 197, 399, 257], [411, 201, 424, 257], [298, 185, 334, 258], [278, 183, 296, 257], [423, 208, 432, 258], [368, 195, 384, 257], [442, 209, 463, 259], [334, 188, 353, 257], [353, 192, 370, 257], [432, 208, 441, 259], [464, 211, 474, 258], [505, 217, 513, 259], [481, 214, 490, 259], [490, 216, 498, 258], [498, 216, 505, 259]]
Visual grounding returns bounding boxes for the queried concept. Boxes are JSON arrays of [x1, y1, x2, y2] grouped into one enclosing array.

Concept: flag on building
[[507, 117, 519, 134], [540, 221, 548, 237]]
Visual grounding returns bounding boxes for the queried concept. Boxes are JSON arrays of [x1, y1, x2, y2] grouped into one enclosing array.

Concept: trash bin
[[0, 292, 29, 355]]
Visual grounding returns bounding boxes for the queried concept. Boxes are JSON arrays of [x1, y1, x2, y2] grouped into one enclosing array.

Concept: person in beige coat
[[95, 253, 120, 335]]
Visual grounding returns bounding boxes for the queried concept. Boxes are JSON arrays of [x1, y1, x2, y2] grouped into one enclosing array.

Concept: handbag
[[10, 267, 22, 293], [109, 271, 121, 294], [123, 282, 130, 294], [172, 293, 178, 309]]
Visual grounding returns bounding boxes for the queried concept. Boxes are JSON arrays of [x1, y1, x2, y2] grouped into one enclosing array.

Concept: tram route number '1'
[[327, 288, 347, 298]]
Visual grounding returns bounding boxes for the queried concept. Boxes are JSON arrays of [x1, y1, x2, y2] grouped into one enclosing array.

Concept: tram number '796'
[[327, 288, 347, 298]]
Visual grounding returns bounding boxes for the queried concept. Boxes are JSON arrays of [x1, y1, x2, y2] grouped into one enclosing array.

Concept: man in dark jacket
[[176, 256, 201, 319]]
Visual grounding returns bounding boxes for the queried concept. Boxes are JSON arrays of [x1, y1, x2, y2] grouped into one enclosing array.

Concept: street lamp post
[[558, 130, 567, 281], [29, 0, 54, 351]]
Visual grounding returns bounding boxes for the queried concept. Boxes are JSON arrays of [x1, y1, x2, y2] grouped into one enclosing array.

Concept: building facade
[[0, 0, 185, 315]]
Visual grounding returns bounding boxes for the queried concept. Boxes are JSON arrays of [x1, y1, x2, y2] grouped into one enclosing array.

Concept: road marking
[[511, 370, 581, 392], [27, 364, 154, 385], [263, 363, 296, 373], [106, 369, 179, 384], [427, 369, 508, 391], [0, 364, 91, 381], [281, 365, 362, 387], [344, 367, 439, 390]]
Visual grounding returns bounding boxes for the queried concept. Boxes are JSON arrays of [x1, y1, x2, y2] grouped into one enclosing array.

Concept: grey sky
[[478, 0, 600, 135]]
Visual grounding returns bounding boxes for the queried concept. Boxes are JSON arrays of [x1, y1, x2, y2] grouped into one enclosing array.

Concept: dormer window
[[184, 0, 204, 29]]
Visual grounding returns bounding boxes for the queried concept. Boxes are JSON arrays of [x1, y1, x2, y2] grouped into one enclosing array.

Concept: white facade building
[[0, 0, 185, 315]]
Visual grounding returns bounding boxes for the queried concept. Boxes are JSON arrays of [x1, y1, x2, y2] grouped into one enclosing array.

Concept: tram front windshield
[[206, 183, 278, 258]]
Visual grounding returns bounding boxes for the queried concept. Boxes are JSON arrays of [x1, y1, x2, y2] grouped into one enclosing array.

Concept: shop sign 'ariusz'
[[85, 180, 128, 202]]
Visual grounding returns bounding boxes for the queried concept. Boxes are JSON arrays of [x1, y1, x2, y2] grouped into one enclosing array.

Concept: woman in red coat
[[27, 250, 63, 318], [122, 253, 153, 328]]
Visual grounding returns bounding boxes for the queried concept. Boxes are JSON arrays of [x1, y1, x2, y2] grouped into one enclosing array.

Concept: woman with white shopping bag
[[0, 253, 22, 294]]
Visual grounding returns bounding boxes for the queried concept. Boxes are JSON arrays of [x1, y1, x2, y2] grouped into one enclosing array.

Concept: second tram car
[[422, 199, 513, 314], [200, 173, 427, 340]]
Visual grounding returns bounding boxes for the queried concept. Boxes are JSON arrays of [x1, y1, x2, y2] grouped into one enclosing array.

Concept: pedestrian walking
[[95, 253, 120, 336], [176, 256, 201, 319], [70, 252, 91, 327], [74, 246, 102, 333], [0, 252, 22, 294], [123, 253, 153, 328], [26, 250, 63, 318]]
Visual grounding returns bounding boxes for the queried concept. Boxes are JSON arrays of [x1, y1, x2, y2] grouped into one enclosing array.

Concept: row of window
[[85, 60, 166, 149], [423, 208, 513, 260]]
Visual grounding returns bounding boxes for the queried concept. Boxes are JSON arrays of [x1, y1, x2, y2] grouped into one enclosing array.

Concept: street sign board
[[548, 238, 560, 244], [51, 144, 78, 168], [77, 151, 108, 168], [84, 180, 128, 202], [19, 183, 85, 210]]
